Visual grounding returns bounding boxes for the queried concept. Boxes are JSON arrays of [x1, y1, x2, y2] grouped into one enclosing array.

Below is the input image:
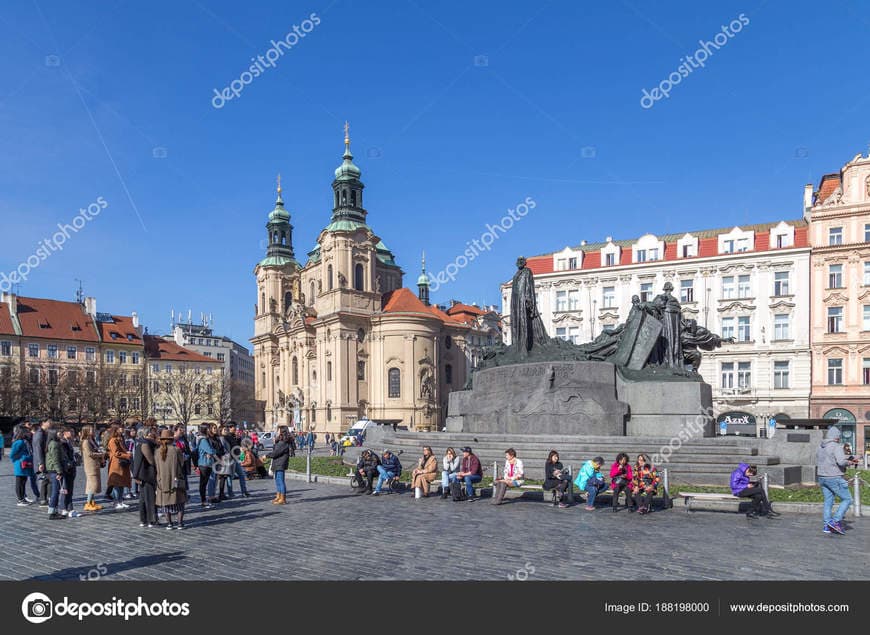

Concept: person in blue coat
[[575, 456, 606, 511], [10, 425, 35, 506]]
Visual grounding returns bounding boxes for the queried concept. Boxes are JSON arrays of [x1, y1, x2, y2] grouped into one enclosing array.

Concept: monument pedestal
[[616, 373, 714, 437], [446, 361, 628, 436]]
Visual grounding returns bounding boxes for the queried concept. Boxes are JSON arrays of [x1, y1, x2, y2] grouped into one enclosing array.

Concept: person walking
[[10, 425, 34, 506], [817, 426, 860, 535], [266, 430, 291, 505], [155, 429, 187, 530], [106, 425, 132, 510], [80, 426, 105, 512], [58, 427, 80, 518], [133, 429, 158, 527]]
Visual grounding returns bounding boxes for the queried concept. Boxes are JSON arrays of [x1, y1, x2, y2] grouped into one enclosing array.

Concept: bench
[[678, 491, 741, 512]]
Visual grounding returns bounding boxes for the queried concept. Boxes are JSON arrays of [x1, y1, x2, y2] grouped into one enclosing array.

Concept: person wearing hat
[[817, 426, 860, 535], [455, 447, 483, 501], [155, 428, 187, 530]]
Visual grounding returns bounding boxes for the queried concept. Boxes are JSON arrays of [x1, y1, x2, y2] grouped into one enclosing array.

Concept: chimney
[[804, 183, 814, 210], [131, 311, 139, 329], [84, 296, 96, 316], [1, 292, 16, 316]]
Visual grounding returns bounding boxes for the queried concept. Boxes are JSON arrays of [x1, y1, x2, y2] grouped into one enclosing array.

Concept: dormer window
[[111, 332, 118, 339], [605, 253, 616, 266]]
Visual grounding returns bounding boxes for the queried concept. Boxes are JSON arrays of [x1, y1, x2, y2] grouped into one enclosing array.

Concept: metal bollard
[[761, 472, 769, 501], [662, 468, 671, 508], [853, 475, 861, 518], [306, 446, 312, 483]]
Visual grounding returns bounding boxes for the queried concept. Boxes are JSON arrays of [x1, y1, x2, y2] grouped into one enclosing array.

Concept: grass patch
[[263, 456, 352, 478]]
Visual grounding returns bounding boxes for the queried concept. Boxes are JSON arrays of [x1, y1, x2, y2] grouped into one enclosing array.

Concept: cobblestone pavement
[[0, 461, 867, 581]]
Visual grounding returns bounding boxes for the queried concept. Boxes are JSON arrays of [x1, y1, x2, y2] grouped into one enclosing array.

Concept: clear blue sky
[[2, 0, 869, 346]]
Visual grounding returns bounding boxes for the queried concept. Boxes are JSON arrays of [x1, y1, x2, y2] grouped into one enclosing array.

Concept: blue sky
[[1, 0, 869, 346]]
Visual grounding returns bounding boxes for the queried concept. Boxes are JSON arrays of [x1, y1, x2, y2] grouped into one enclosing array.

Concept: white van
[[340, 419, 378, 444]]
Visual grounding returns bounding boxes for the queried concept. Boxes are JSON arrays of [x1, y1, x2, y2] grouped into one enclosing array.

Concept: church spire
[[417, 250, 430, 306], [344, 121, 351, 158], [276, 173, 283, 205], [331, 121, 366, 225]]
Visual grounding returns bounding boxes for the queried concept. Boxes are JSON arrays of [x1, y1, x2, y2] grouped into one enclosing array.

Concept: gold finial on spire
[[277, 173, 282, 194], [344, 121, 350, 148], [421, 250, 426, 272]]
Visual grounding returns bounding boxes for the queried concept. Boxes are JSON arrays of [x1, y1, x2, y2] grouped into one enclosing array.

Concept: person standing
[[196, 424, 217, 508], [155, 429, 187, 530], [106, 425, 132, 510], [133, 429, 158, 527], [10, 425, 34, 506], [817, 426, 860, 535], [45, 428, 64, 520], [266, 430, 291, 505], [226, 423, 250, 498], [58, 427, 80, 518], [32, 418, 52, 506], [173, 425, 192, 491], [80, 426, 105, 512]]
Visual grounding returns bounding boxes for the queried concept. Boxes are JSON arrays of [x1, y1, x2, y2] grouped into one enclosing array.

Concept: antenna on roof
[[74, 279, 84, 304]]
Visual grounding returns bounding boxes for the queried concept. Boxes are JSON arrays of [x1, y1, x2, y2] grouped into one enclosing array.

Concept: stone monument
[[446, 258, 732, 437]]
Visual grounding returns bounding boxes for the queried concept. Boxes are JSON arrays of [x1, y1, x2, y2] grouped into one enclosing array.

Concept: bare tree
[[159, 366, 199, 429], [0, 360, 21, 418]]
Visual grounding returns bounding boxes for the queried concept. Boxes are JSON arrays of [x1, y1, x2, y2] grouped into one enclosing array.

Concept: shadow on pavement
[[25, 551, 187, 581]]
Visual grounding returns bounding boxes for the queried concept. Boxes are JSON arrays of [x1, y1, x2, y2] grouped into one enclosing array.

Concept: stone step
[[382, 438, 759, 456], [390, 431, 757, 449]]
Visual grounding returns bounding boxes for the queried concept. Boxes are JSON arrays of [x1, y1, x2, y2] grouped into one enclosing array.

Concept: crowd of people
[[7, 418, 270, 528]]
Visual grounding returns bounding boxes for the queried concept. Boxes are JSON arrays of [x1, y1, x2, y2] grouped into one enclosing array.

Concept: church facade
[[251, 129, 499, 433]]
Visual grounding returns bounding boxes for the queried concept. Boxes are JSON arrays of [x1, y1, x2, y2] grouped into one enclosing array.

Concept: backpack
[[450, 480, 466, 501]]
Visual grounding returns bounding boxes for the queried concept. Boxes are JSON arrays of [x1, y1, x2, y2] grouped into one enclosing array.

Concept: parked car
[[256, 431, 276, 452], [339, 419, 378, 445]]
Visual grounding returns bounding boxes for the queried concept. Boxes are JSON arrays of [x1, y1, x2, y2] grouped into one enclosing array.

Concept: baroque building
[[251, 128, 491, 433], [806, 151, 870, 456]]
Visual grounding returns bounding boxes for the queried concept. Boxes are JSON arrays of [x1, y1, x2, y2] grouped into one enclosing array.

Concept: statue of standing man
[[510, 256, 549, 356]]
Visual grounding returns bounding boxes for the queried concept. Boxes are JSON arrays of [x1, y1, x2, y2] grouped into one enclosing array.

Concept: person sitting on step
[[411, 446, 438, 498], [492, 448, 524, 505], [609, 452, 633, 512], [543, 450, 571, 508]]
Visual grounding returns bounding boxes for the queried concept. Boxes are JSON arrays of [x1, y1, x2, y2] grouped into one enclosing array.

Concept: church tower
[[417, 252, 430, 306]]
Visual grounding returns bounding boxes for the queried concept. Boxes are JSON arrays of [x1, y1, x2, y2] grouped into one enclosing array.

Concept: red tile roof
[[96, 315, 142, 344], [0, 303, 15, 336], [381, 288, 467, 325], [815, 173, 841, 205], [517, 220, 809, 280], [446, 303, 486, 317], [16, 297, 99, 342], [143, 335, 220, 364]]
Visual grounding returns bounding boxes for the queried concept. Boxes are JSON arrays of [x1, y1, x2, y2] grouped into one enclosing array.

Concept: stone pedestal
[[616, 374, 714, 437], [446, 361, 628, 435]]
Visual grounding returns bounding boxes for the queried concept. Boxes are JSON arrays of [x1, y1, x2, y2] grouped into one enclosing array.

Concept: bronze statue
[[510, 256, 549, 356]]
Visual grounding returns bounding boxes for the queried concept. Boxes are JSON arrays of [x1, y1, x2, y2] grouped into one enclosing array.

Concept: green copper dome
[[417, 271, 430, 285], [257, 254, 298, 268], [324, 219, 370, 233]]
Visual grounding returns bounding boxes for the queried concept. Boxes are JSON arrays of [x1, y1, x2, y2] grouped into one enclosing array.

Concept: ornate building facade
[[251, 129, 493, 433], [806, 151, 870, 456]]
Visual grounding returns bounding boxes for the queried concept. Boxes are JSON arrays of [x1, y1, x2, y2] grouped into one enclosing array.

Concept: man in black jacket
[[225, 423, 250, 498], [31, 419, 53, 506], [356, 449, 381, 494], [132, 429, 158, 527]]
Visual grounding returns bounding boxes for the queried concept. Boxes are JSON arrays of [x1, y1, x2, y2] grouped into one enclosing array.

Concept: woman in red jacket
[[609, 453, 633, 512]]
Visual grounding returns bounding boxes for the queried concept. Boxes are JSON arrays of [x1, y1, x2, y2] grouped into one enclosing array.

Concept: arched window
[[445, 364, 453, 385], [281, 232, 286, 246], [354, 263, 364, 291], [327, 402, 332, 421], [328, 265, 333, 290], [310, 281, 315, 303], [327, 361, 332, 381], [388, 368, 401, 398], [341, 190, 347, 205], [261, 293, 265, 314], [351, 190, 357, 207], [292, 357, 299, 386], [334, 191, 339, 208], [445, 336, 452, 349], [284, 291, 292, 312]]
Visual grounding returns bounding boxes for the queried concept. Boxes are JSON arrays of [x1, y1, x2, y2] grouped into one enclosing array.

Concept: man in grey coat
[[816, 426, 859, 535], [31, 419, 53, 506]]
